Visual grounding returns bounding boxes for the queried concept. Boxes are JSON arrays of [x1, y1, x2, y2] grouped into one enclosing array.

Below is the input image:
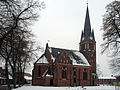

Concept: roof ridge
[[50, 47, 78, 51]]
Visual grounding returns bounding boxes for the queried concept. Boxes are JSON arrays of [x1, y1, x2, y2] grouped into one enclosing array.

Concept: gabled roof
[[35, 54, 49, 64], [24, 72, 32, 80], [24, 72, 32, 77], [35, 45, 90, 66], [49, 47, 90, 66]]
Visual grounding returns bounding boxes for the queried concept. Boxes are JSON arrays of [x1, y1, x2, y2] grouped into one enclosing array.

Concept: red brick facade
[[79, 41, 97, 85], [32, 44, 97, 86]]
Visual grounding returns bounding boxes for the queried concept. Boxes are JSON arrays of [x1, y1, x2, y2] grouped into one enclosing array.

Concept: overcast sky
[[32, 0, 115, 76]]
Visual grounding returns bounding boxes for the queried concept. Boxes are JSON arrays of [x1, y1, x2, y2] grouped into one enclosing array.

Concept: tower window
[[87, 44, 89, 49], [82, 44, 85, 50], [94, 45, 95, 50], [79, 46, 81, 51], [85, 44, 87, 49]]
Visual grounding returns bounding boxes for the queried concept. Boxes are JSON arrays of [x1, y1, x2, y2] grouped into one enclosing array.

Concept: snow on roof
[[72, 51, 90, 66], [0, 76, 6, 79], [0, 75, 12, 79], [50, 47, 90, 66], [24, 76, 32, 80], [99, 77, 116, 79], [46, 74, 53, 77], [36, 54, 49, 64], [51, 55, 55, 63], [9, 75, 13, 79], [35, 46, 90, 66]]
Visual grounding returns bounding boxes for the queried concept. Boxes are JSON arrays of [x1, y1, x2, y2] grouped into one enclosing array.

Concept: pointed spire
[[80, 5, 96, 42], [91, 29, 95, 41], [80, 30, 84, 42], [84, 5, 91, 41]]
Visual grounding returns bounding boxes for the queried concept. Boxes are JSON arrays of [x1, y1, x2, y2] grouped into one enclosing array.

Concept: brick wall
[[32, 46, 94, 86]]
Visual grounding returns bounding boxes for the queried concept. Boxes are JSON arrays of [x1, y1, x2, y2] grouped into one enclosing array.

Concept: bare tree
[[0, 0, 45, 89], [110, 57, 120, 75], [0, 0, 45, 47], [101, 1, 120, 75], [0, 24, 40, 88]]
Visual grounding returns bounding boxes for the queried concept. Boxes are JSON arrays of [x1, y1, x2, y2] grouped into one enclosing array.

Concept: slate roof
[[35, 54, 49, 64], [36, 46, 90, 66], [49, 47, 90, 66]]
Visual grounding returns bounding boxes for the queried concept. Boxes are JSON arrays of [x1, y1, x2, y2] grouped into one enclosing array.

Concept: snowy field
[[12, 85, 119, 90]]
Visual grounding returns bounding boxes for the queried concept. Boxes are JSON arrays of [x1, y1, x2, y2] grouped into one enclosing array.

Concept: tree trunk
[[5, 59, 11, 90]]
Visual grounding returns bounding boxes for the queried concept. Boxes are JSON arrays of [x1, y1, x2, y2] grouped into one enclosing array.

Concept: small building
[[0, 67, 13, 85], [98, 77, 116, 85], [0, 67, 32, 85], [24, 72, 32, 84], [0, 67, 7, 85]]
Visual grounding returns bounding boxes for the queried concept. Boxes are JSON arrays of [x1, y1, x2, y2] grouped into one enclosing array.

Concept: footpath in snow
[[12, 85, 119, 90]]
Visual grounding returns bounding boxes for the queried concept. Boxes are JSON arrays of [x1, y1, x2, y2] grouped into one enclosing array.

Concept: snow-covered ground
[[12, 85, 119, 90]]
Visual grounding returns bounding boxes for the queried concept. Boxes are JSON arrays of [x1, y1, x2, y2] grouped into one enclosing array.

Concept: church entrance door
[[50, 79, 53, 86], [73, 77, 76, 86]]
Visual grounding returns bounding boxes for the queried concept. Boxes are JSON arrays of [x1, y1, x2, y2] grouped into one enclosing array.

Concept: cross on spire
[[87, 0, 88, 5]]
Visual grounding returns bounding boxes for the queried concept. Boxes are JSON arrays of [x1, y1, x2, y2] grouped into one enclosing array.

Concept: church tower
[[79, 5, 96, 74]]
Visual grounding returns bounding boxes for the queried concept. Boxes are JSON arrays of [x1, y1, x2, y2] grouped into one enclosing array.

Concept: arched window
[[87, 43, 89, 49], [82, 44, 85, 50], [73, 68, 76, 76], [74, 70, 76, 76], [61, 59, 63, 63], [38, 66, 41, 77], [79, 69, 81, 80], [83, 69, 87, 80], [85, 44, 87, 49], [66, 60, 68, 64], [62, 67, 67, 79], [94, 45, 95, 50]]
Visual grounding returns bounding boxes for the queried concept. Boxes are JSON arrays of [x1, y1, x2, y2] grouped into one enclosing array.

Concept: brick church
[[32, 6, 98, 86]]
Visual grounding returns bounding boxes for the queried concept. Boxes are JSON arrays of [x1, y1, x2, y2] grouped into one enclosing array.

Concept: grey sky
[[32, 0, 115, 76]]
